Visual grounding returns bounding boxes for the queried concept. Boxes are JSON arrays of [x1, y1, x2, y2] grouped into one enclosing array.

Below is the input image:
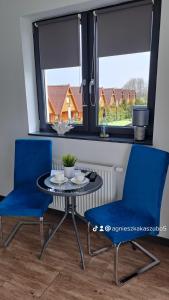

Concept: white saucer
[[71, 177, 89, 185], [50, 176, 68, 184]]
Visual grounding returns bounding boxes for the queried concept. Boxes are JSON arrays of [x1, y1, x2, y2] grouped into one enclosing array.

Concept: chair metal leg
[[87, 223, 160, 285], [114, 243, 121, 286], [129, 241, 137, 251], [114, 241, 160, 286], [4, 222, 23, 247], [3, 219, 50, 248], [87, 222, 113, 256]]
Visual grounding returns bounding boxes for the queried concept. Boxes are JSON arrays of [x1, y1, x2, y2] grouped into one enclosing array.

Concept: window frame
[[33, 13, 90, 133], [33, 0, 161, 140]]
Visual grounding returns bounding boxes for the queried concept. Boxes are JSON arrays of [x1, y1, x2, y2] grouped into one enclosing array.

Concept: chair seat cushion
[[0, 184, 52, 217], [84, 200, 156, 244]]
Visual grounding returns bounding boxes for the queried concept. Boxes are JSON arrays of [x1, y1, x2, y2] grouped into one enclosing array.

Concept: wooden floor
[[0, 212, 169, 300]]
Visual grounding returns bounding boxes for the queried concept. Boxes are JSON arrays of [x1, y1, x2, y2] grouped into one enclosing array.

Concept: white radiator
[[50, 160, 123, 216]]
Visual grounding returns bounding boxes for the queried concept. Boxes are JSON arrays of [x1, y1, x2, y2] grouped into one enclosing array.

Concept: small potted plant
[[62, 154, 77, 179]]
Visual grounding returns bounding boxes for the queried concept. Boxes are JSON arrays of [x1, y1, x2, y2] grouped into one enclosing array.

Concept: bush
[[135, 98, 147, 105]]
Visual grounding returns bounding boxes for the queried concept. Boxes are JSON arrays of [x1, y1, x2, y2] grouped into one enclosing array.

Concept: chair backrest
[[14, 139, 52, 188], [122, 145, 169, 225]]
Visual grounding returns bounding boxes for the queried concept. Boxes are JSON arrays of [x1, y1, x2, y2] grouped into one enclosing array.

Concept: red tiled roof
[[122, 89, 133, 100], [48, 85, 136, 116], [103, 88, 136, 105], [99, 87, 104, 98], [113, 89, 124, 103], [48, 85, 69, 115], [103, 88, 114, 105], [71, 87, 83, 113], [128, 90, 136, 98]]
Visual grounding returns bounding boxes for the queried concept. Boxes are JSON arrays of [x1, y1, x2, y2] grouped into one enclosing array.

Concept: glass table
[[36, 171, 103, 269]]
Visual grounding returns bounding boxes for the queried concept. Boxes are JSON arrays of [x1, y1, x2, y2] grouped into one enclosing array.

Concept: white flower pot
[[64, 166, 75, 179]]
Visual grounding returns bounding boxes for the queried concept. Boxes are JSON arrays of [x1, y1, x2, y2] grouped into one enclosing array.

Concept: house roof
[[113, 89, 124, 104], [99, 87, 104, 98], [103, 88, 136, 105], [48, 85, 83, 115], [71, 87, 83, 113], [48, 85, 136, 116], [48, 85, 69, 115], [128, 90, 136, 98], [103, 88, 114, 105]]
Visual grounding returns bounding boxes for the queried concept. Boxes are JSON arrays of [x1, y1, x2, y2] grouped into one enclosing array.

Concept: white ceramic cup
[[75, 171, 85, 183], [55, 171, 64, 182]]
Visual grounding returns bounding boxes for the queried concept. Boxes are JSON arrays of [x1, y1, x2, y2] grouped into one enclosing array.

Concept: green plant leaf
[[62, 154, 77, 167]]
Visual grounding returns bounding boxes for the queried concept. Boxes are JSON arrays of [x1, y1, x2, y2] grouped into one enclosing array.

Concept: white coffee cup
[[75, 172, 85, 183], [55, 171, 64, 182]]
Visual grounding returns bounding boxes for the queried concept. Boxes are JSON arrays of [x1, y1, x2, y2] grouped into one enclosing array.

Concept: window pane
[[44, 67, 83, 124], [98, 52, 150, 127]]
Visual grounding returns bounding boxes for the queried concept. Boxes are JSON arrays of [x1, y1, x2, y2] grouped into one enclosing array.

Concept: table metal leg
[[39, 196, 85, 270], [75, 211, 87, 224], [39, 210, 68, 259], [72, 212, 85, 270], [39, 217, 44, 246], [71, 198, 85, 270]]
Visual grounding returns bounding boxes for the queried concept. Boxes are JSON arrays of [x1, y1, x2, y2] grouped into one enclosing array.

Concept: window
[[95, 2, 152, 129], [33, 0, 161, 139], [98, 53, 150, 127], [44, 67, 83, 124]]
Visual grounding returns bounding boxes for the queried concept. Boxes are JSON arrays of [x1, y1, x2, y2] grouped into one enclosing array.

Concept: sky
[[45, 52, 150, 88]]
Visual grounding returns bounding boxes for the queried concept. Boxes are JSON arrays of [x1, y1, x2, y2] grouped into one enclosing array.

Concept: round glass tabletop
[[36, 171, 103, 197]]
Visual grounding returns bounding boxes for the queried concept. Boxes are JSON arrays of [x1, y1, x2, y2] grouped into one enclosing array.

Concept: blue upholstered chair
[[0, 139, 52, 251], [85, 145, 169, 286]]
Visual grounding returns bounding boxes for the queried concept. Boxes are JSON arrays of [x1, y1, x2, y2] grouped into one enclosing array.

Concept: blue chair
[[0, 139, 52, 251], [85, 145, 169, 286]]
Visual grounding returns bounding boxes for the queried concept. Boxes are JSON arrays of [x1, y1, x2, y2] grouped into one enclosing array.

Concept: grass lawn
[[105, 119, 132, 127]]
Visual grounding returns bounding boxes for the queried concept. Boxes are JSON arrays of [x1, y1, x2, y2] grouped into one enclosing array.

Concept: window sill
[[28, 131, 152, 145]]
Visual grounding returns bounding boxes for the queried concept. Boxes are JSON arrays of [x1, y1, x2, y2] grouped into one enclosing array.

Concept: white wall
[[153, 0, 169, 238], [0, 0, 169, 238]]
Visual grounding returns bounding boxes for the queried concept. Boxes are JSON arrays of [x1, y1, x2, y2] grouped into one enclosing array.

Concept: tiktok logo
[[92, 225, 98, 232]]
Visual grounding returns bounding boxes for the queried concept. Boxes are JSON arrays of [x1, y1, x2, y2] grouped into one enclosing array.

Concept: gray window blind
[[38, 15, 81, 69], [96, 0, 153, 58]]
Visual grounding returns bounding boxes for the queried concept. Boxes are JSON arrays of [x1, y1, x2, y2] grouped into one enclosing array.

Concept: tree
[[123, 78, 148, 101]]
